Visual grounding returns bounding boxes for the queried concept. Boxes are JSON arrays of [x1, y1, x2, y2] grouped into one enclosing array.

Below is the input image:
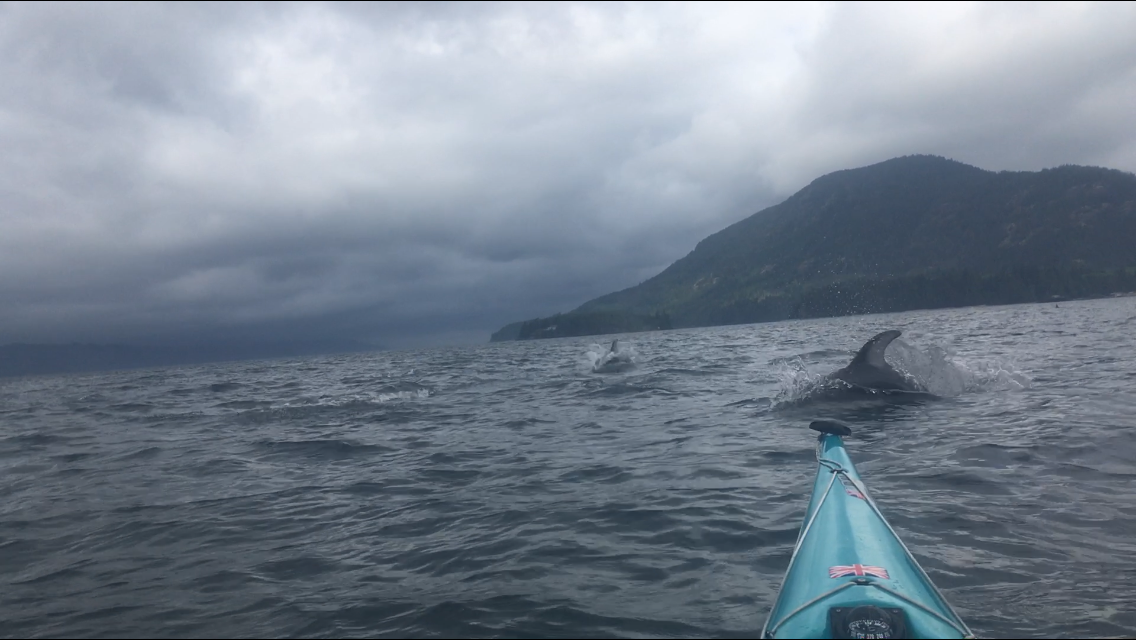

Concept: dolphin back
[[824, 329, 930, 395]]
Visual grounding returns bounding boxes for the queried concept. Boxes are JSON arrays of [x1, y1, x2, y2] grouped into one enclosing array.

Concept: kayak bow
[[762, 420, 974, 639]]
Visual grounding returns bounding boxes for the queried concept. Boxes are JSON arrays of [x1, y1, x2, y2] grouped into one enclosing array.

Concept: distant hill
[[494, 155, 1136, 340], [489, 321, 525, 342], [0, 339, 382, 378]]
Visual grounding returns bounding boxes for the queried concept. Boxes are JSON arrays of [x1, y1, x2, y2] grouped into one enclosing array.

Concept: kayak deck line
[[761, 421, 976, 639]]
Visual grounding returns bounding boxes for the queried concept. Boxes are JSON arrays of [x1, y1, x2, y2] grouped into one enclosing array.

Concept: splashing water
[[957, 358, 1033, 393], [887, 339, 1032, 395], [376, 388, 431, 403], [769, 337, 1032, 408], [769, 356, 829, 407], [586, 340, 638, 373], [886, 339, 968, 396]]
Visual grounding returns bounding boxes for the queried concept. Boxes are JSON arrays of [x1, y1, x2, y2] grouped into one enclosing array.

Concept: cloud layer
[[3, 2, 1135, 348]]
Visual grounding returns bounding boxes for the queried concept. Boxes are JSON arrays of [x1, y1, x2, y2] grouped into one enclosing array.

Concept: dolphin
[[826, 330, 925, 393], [593, 339, 634, 373]]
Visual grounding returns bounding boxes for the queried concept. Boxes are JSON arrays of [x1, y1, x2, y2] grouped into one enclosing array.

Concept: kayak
[[762, 420, 974, 639]]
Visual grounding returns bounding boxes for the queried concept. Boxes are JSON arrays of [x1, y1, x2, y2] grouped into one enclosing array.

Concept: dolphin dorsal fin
[[611, 339, 619, 353], [850, 330, 901, 368]]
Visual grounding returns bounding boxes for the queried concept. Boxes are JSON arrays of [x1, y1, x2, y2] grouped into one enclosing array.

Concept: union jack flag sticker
[[829, 564, 890, 579], [837, 474, 866, 500]]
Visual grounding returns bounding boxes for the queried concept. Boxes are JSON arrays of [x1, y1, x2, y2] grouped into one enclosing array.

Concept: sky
[[2, 1, 1135, 350]]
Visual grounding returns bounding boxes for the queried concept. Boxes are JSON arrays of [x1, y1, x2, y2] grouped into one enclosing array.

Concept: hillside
[[495, 155, 1136, 340]]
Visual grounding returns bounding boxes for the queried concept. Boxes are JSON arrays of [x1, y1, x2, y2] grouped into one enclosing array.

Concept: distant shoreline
[[0, 340, 382, 379], [493, 270, 1136, 341]]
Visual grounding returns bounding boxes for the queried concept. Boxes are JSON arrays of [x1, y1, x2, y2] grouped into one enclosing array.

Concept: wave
[[256, 439, 397, 460]]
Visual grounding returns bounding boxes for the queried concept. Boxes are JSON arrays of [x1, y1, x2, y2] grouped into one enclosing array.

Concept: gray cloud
[[2, 2, 1135, 349]]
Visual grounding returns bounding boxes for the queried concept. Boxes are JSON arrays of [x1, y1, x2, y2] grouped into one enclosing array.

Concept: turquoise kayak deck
[[762, 429, 973, 639]]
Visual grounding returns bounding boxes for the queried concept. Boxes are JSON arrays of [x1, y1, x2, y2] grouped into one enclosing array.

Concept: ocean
[[3, 296, 1136, 638]]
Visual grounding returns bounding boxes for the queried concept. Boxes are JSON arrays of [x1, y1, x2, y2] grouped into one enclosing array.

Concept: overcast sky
[[2, 1, 1135, 349]]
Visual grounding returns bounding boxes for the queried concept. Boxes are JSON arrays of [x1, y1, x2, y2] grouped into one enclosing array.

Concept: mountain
[[489, 321, 525, 342], [494, 155, 1136, 340], [0, 339, 382, 379]]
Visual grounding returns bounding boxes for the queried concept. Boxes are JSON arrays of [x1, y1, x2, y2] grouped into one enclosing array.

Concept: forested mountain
[[495, 155, 1136, 340]]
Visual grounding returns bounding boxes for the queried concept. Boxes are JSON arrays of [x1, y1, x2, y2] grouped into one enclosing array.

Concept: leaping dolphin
[[826, 330, 924, 393], [593, 339, 635, 373]]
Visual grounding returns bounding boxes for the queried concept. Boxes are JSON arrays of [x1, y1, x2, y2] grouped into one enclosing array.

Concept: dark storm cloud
[[2, 2, 1135, 349]]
